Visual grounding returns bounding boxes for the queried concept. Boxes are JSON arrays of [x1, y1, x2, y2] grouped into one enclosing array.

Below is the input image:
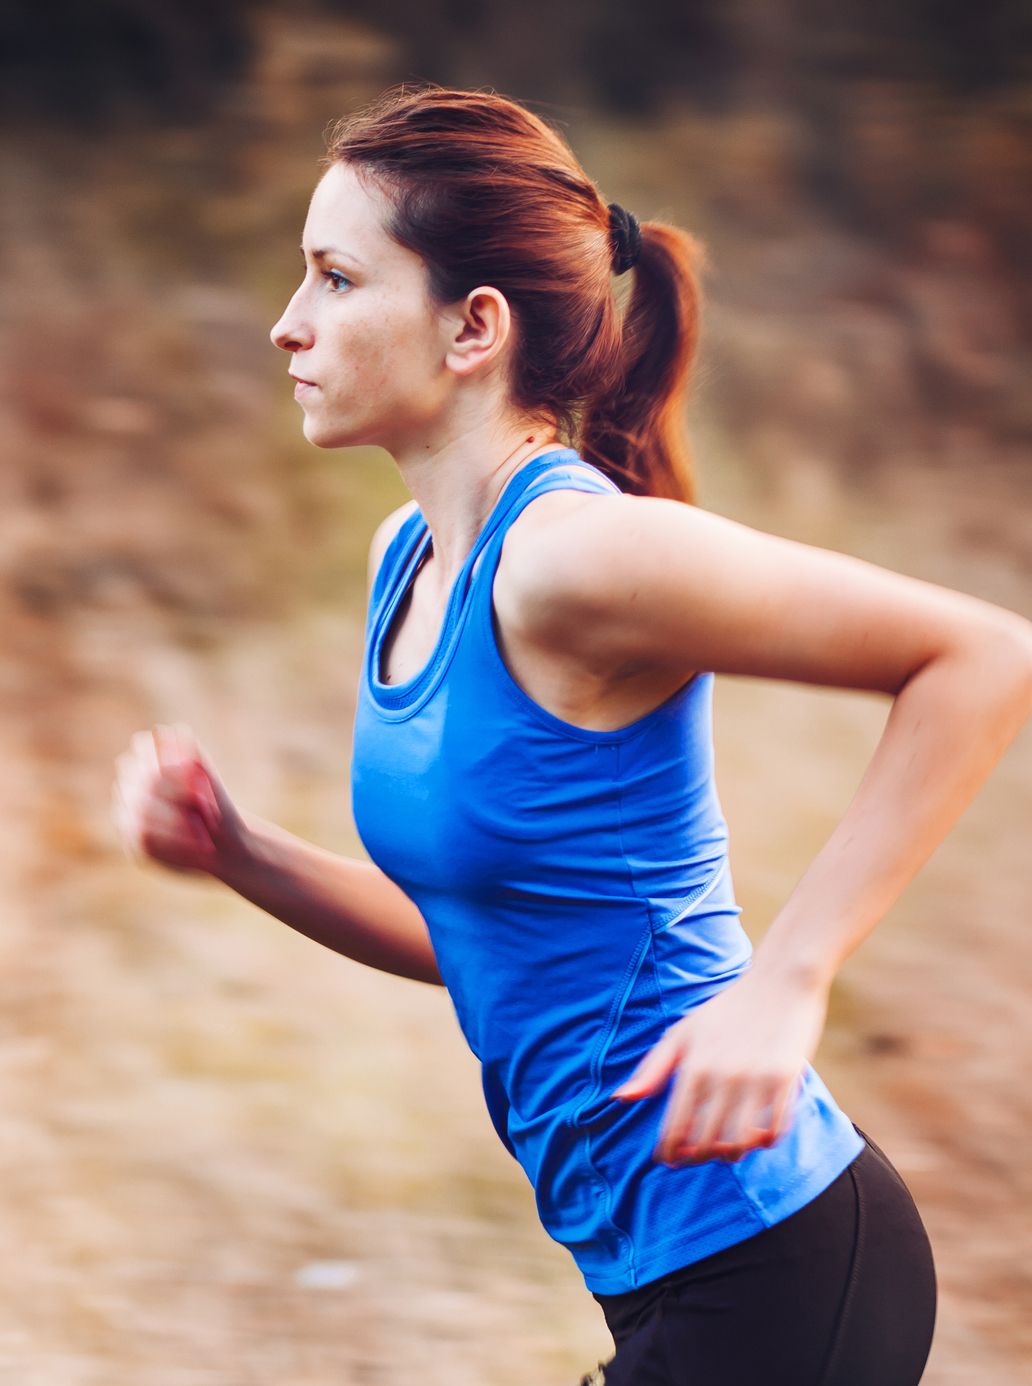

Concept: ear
[[443, 285, 513, 379]]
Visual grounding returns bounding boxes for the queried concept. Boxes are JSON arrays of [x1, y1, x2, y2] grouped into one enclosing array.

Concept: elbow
[[924, 609, 1032, 719], [997, 612, 1032, 689], [973, 611, 1032, 713]]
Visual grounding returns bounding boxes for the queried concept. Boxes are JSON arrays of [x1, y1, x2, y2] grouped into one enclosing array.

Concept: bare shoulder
[[367, 498, 421, 595], [500, 488, 1026, 695]]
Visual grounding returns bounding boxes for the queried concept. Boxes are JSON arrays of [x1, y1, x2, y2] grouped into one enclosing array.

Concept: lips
[[290, 374, 317, 386]]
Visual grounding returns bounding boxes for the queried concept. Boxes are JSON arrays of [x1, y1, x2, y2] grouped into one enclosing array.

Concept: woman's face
[[270, 162, 460, 452]]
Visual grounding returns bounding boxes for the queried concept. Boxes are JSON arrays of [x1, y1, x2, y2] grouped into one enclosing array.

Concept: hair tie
[[607, 201, 641, 274]]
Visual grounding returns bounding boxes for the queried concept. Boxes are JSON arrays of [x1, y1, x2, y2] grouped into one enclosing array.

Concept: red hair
[[322, 82, 708, 504]]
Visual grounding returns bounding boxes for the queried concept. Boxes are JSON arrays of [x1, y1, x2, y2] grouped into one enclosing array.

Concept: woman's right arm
[[216, 494, 440, 985], [113, 723, 444, 987], [213, 811, 444, 986], [112, 497, 443, 987]]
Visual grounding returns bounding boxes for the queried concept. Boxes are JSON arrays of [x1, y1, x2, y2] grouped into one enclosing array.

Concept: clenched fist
[[111, 723, 248, 878]]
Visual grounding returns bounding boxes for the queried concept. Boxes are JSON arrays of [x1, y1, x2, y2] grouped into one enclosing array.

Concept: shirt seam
[[578, 912, 654, 1280], [593, 746, 662, 1283], [562, 758, 654, 1283]]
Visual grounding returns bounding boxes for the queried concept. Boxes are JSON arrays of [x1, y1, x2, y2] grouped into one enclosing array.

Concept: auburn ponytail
[[580, 220, 707, 504]]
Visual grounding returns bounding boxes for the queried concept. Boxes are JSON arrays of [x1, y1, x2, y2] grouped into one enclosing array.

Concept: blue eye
[[323, 269, 352, 293]]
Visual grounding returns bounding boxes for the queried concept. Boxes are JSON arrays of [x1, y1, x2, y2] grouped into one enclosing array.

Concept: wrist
[[748, 946, 835, 997], [210, 809, 271, 889]]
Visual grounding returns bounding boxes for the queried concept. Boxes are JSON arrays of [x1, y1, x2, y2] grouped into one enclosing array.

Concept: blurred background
[[1, 2, 1030, 1381]]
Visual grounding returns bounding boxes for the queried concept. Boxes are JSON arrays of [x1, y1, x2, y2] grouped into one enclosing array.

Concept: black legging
[[581, 1123, 937, 1386]]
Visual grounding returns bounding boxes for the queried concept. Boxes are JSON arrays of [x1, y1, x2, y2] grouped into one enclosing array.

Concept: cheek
[[350, 309, 439, 397]]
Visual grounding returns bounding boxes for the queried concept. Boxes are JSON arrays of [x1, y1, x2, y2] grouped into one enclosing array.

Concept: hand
[[111, 722, 249, 879], [610, 964, 831, 1166]]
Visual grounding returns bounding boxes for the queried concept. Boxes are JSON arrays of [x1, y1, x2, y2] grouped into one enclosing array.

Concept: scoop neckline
[[366, 447, 580, 719]]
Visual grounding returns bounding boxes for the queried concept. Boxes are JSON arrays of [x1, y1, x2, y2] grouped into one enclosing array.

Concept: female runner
[[112, 83, 1032, 1385]]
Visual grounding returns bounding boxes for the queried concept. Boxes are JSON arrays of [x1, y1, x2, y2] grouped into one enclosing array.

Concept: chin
[[302, 418, 378, 451], [300, 415, 344, 448]]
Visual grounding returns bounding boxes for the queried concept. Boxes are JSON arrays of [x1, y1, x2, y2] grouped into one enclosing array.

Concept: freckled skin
[[269, 162, 460, 455]]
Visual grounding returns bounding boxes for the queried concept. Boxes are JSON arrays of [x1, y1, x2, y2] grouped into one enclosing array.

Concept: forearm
[[751, 625, 1032, 992], [213, 812, 444, 987]]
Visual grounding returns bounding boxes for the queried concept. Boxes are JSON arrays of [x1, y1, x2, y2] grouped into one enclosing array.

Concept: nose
[[270, 289, 314, 354]]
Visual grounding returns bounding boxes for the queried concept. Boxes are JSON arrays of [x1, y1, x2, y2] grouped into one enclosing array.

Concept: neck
[[394, 424, 563, 595]]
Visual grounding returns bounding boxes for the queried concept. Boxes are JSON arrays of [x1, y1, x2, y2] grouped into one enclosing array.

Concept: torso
[[378, 487, 697, 735]]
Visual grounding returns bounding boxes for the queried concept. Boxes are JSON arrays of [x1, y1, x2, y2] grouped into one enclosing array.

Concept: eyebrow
[[299, 243, 364, 266]]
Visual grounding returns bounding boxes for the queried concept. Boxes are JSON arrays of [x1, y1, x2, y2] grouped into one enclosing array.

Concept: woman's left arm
[[740, 630, 1032, 992], [506, 490, 1032, 1164]]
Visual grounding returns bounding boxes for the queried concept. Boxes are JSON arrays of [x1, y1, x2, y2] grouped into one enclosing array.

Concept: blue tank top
[[350, 448, 864, 1293]]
